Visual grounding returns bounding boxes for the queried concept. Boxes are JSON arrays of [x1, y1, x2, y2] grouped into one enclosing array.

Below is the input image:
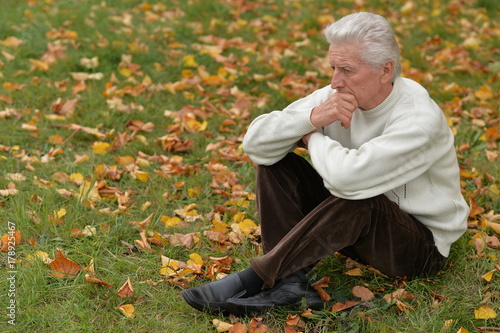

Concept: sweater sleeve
[[243, 86, 333, 165], [307, 100, 454, 199]]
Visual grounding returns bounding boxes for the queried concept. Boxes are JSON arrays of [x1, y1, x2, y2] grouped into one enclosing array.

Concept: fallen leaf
[[248, 317, 268, 333], [481, 269, 496, 282], [92, 141, 111, 155], [213, 319, 233, 332], [331, 300, 359, 313], [229, 322, 247, 333], [474, 306, 497, 319], [115, 304, 135, 318], [352, 285, 375, 302], [117, 277, 135, 297], [49, 249, 81, 278], [311, 276, 331, 302], [26, 251, 52, 265]]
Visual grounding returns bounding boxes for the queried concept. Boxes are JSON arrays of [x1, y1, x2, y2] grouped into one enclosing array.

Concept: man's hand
[[299, 128, 320, 149], [310, 92, 358, 128]]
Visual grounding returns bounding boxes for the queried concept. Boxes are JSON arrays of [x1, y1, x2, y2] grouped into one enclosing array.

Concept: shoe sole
[[226, 294, 324, 317]]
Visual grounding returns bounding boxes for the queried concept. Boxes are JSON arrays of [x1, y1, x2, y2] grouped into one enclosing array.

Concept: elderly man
[[182, 12, 469, 316]]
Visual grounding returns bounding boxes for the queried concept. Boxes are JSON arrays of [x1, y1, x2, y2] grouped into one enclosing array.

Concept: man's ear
[[381, 61, 394, 84]]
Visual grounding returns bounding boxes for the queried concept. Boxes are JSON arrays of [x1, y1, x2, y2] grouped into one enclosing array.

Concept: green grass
[[0, 0, 499, 332]]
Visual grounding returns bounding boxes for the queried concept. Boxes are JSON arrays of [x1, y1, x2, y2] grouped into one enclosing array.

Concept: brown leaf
[[117, 277, 135, 297], [473, 236, 486, 255], [331, 300, 359, 313], [486, 235, 500, 249], [352, 285, 375, 302], [383, 289, 417, 303], [229, 322, 247, 333], [49, 249, 81, 278], [311, 276, 331, 302], [248, 317, 268, 333]]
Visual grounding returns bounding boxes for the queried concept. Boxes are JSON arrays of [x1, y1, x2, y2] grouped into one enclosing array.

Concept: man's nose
[[330, 72, 344, 90]]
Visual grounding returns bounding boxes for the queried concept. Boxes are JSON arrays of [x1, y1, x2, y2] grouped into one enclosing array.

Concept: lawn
[[0, 0, 499, 332]]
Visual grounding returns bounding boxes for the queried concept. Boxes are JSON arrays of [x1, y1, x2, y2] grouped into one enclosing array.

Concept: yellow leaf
[[481, 269, 496, 282], [54, 208, 67, 218], [78, 181, 101, 203], [118, 67, 132, 77], [135, 171, 149, 182], [488, 221, 500, 235], [69, 173, 84, 185], [188, 253, 203, 265], [92, 142, 111, 155], [463, 37, 481, 50], [474, 85, 494, 100], [161, 216, 182, 227], [212, 319, 233, 332], [183, 55, 198, 68], [187, 187, 200, 198], [474, 306, 497, 319], [29, 59, 50, 71], [401, 1, 415, 16], [239, 219, 257, 234], [0, 36, 24, 48], [346, 268, 364, 276], [115, 304, 135, 318], [26, 251, 52, 265]]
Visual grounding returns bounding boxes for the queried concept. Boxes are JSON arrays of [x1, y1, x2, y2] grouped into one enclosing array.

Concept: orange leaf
[[0, 230, 21, 252], [49, 249, 81, 278], [85, 274, 113, 287], [117, 277, 135, 297], [331, 300, 359, 313], [311, 276, 331, 302], [249, 317, 268, 333], [229, 322, 247, 333]]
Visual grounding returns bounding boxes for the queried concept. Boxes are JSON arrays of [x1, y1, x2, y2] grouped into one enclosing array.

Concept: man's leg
[[250, 193, 445, 288], [256, 152, 332, 253]]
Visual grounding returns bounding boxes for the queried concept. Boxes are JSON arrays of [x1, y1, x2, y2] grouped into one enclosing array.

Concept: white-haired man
[[182, 12, 469, 316]]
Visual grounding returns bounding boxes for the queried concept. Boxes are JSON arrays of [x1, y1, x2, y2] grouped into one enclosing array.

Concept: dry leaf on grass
[[311, 276, 331, 302], [117, 277, 135, 297], [49, 249, 81, 278]]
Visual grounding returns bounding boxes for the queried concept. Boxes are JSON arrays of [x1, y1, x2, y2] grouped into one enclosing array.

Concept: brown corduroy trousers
[[249, 153, 445, 288]]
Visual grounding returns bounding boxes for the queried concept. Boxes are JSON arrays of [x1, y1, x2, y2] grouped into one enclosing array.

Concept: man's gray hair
[[324, 12, 402, 82]]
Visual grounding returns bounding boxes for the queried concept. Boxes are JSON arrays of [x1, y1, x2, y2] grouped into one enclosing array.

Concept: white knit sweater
[[243, 77, 469, 257]]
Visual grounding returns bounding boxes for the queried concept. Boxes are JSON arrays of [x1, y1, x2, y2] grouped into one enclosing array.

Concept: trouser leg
[[252, 153, 445, 288]]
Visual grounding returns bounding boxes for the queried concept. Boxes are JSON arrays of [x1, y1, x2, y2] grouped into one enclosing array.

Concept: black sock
[[237, 267, 264, 297]]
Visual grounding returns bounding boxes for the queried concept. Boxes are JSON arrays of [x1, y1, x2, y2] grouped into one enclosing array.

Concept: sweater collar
[[358, 77, 403, 118]]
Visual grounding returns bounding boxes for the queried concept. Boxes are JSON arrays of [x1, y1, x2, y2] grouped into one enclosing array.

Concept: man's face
[[328, 43, 392, 110]]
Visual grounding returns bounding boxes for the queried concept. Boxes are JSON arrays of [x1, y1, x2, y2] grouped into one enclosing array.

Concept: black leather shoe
[[225, 278, 324, 316], [182, 273, 247, 315]]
